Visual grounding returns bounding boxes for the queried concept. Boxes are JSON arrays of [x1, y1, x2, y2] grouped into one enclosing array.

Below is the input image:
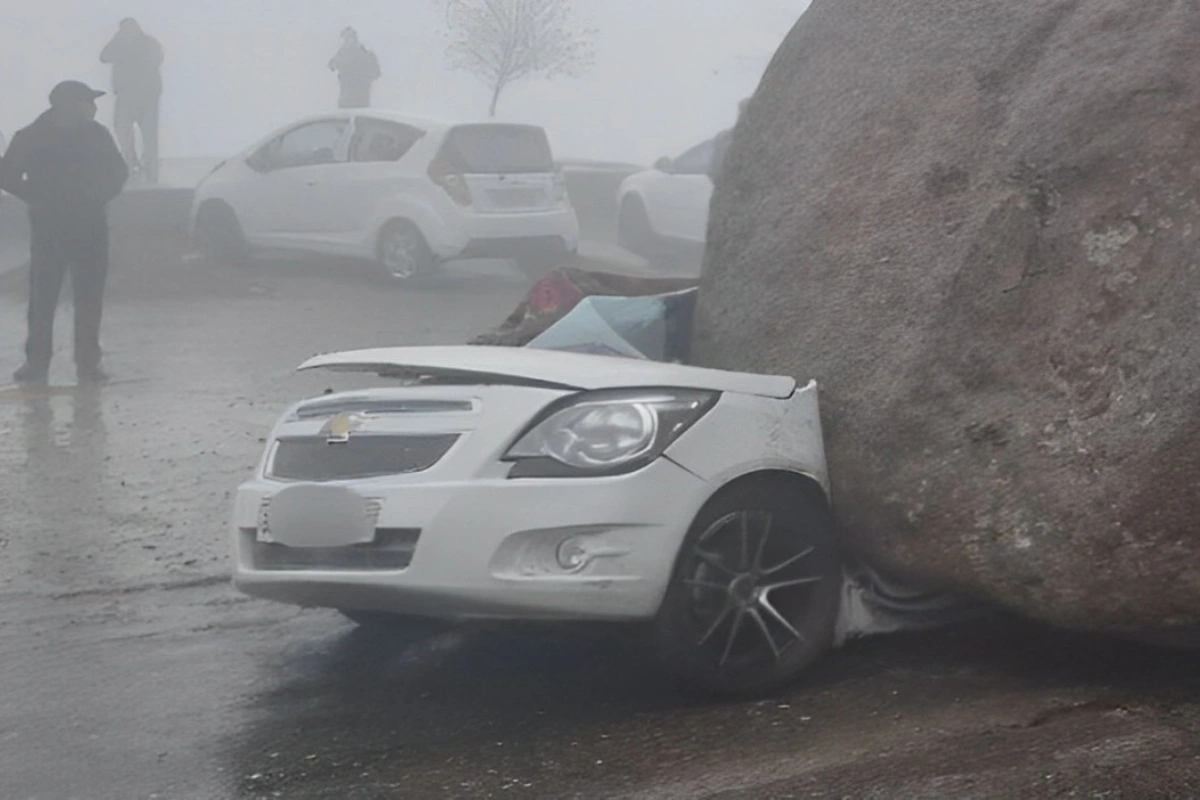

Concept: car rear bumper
[[427, 209, 580, 260]]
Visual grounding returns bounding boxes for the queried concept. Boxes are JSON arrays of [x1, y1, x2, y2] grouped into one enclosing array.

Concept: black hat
[[49, 80, 106, 107]]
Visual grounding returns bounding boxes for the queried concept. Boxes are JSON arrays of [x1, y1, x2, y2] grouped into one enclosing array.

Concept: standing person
[[328, 27, 381, 109], [100, 18, 164, 184], [0, 81, 129, 385]]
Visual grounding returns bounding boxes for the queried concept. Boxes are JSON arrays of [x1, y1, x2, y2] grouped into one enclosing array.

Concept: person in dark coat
[[0, 81, 129, 385], [328, 27, 381, 109], [101, 18, 164, 184]]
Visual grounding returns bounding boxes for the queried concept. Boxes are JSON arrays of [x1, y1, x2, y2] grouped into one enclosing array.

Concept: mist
[[3, 0, 810, 165]]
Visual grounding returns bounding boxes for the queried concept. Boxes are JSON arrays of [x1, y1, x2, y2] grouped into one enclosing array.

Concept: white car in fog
[[232, 345, 850, 695], [617, 137, 716, 265], [190, 112, 580, 281]]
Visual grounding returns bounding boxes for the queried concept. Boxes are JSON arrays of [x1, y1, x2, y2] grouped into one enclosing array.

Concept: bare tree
[[441, 0, 595, 117]]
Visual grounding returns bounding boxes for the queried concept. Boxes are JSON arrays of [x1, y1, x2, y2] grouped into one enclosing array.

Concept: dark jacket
[[329, 43, 381, 88], [101, 31, 164, 99], [0, 112, 129, 230]]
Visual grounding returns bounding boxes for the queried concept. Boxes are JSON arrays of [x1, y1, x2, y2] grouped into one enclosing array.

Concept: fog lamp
[[556, 536, 593, 572]]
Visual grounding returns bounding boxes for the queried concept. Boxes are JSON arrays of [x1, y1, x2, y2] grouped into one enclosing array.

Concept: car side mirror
[[653, 157, 672, 172], [312, 147, 336, 165]]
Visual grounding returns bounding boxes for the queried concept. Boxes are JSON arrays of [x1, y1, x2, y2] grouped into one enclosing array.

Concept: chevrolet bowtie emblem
[[322, 412, 365, 444]]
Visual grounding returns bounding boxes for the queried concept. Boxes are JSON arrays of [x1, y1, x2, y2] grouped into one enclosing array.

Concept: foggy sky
[[3, 1, 809, 166]]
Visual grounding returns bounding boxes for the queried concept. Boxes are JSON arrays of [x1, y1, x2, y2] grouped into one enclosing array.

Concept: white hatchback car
[[617, 136, 716, 266], [190, 112, 580, 281], [233, 345, 851, 694]]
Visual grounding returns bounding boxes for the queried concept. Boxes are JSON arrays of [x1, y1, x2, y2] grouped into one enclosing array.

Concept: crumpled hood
[[298, 345, 799, 399]]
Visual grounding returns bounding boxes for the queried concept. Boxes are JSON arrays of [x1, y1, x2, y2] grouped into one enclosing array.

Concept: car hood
[[298, 346, 797, 398]]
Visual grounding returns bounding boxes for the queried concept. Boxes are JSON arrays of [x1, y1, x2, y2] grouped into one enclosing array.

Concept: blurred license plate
[[264, 484, 374, 548], [490, 188, 542, 207]]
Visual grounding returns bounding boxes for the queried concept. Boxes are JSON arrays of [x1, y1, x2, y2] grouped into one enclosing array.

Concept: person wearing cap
[[328, 27, 381, 109], [0, 80, 129, 385], [101, 18, 164, 184]]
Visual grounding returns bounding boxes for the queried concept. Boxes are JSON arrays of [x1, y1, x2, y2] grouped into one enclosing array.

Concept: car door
[[239, 118, 352, 247], [653, 138, 716, 244], [334, 118, 427, 244]]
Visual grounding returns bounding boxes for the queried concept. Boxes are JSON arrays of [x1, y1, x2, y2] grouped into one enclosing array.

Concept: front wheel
[[617, 197, 658, 261], [193, 201, 248, 264], [378, 220, 436, 283], [653, 479, 844, 697]]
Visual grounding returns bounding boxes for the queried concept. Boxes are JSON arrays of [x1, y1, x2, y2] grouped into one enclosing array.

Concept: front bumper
[[232, 458, 712, 622]]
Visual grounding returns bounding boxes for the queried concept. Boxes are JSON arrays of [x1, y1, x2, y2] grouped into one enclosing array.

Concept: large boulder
[[694, 0, 1200, 635]]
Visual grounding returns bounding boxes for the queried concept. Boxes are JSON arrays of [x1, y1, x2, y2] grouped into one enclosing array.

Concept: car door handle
[[305, 180, 318, 186]]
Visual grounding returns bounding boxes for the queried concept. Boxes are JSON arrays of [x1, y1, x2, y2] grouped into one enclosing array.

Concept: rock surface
[[694, 0, 1200, 633]]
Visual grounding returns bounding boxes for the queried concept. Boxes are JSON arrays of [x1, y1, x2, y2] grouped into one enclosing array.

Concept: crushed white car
[[233, 346, 967, 695]]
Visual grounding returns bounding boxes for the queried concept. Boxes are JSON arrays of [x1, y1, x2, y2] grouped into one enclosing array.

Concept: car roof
[[270, 110, 548, 137], [349, 109, 454, 133]]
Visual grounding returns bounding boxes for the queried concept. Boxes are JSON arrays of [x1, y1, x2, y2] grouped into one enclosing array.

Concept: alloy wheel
[[685, 510, 823, 669], [382, 228, 424, 280]]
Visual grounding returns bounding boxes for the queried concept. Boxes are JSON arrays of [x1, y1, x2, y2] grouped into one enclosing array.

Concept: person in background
[[329, 27, 381, 109], [0, 81, 129, 385], [101, 18, 164, 184], [708, 98, 751, 186]]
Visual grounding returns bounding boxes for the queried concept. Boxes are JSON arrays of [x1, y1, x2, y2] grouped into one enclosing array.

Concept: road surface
[[0, 239, 1197, 799]]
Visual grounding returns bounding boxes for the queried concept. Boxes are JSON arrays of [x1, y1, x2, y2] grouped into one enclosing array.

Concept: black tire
[[377, 220, 436, 283], [653, 477, 843, 697], [617, 196, 658, 260], [193, 201, 248, 263]]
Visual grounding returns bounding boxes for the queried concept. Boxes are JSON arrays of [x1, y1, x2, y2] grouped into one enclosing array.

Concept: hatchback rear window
[[440, 125, 554, 174]]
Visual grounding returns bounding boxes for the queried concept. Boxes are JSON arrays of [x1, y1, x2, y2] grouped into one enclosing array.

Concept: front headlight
[[504, 389, 719, 478]]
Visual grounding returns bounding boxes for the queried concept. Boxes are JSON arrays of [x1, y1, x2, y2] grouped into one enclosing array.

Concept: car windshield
[[440, 124, 554, 174]]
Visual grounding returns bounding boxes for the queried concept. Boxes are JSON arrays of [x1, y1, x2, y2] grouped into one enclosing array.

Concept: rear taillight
[[552, 172, 568, 205], [429, 158, 472, 206]]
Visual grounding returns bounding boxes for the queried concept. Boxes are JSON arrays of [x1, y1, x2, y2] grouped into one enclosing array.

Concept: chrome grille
[[267, 434, 458, 482], [294, 397, 474, 419]]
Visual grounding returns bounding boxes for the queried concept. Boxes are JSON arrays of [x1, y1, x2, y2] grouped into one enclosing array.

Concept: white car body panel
[[298, 345, 798, 398], [231, 347, 827, 622], [620, 172, 712, 245], [618, 136, 717, 249], [191, 110, 580, 264]]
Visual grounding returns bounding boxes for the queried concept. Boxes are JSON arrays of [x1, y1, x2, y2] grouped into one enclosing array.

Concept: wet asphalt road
[[2, 238, 1199, 800]]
